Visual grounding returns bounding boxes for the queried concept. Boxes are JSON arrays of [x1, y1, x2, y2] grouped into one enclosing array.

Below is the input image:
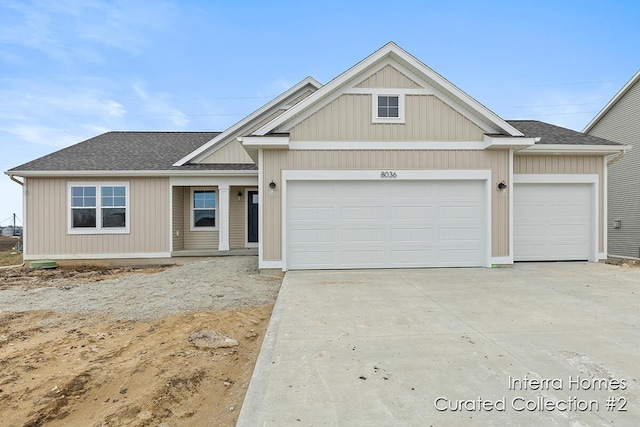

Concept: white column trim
[[218, 184, 230, 251]]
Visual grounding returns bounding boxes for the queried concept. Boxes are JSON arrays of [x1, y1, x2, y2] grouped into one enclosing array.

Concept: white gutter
[[518, 144, 631, 155], [5, 169, 258, 178]]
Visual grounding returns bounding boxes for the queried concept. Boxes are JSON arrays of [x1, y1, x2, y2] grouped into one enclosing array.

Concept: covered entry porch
[[170, 176, 258, 255]]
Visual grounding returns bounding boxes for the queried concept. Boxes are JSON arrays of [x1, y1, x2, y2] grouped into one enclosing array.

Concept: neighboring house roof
[[583, 70, 640, 133], [253, 42, 524, 138], [8, 131, 255, 175], [508, 120, 624, 146]]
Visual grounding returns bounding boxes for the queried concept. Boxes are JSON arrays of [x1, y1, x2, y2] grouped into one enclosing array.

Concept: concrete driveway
[[238, 263, 640, 426]]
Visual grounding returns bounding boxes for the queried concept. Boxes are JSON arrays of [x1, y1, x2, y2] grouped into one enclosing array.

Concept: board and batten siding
[[513, 155, 605, 254], [355, 65, 423, 89], [26, 177, 170, 257], [229, 186, 245, 249], [288, 94, 485, 142], [200, 139, 254, 164], [587, 78, 640, 258], [182, 187, 218, 250], [172, 186, 185, 251], [262, 149, 510, 262]]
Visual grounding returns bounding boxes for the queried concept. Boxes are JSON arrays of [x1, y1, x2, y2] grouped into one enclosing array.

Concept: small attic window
[[372, 94, 404, 123]]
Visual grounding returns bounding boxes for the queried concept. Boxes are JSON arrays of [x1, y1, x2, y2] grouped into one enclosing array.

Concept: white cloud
[[132, 82, 189, 128]]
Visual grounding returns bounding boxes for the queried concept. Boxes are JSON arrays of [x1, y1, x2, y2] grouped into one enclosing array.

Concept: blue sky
[[1, 0, 639, 226]]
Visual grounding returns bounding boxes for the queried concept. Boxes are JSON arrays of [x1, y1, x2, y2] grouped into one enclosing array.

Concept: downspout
[[3, 174, 25, 269], [607, 149, 626, 167]]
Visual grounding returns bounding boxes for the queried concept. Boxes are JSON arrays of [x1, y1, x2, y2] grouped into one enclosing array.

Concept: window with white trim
[[69, 182, 129, 234], [191, 188, 217, 230], [372, 94, 405, 123]]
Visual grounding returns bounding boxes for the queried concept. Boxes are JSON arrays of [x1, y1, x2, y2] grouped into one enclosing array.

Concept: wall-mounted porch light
[[497, 181, 507, 191], [269, 180, 277, 191]]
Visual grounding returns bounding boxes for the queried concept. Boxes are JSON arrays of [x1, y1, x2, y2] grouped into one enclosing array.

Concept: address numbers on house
[[380, 171, 398, 178]]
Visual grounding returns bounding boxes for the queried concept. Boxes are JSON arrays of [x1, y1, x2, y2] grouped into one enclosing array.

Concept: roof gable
[[174, 77, 321, 166], [583, 70, 640, 133], [253, 42, 523, 138]]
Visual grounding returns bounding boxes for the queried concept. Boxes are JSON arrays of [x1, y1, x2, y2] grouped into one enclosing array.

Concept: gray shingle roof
[[507, 120, 623, 145], [8, 131, 256, 173]]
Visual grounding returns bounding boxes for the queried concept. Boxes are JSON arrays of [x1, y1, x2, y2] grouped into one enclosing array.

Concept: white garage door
[[286, 180, 485, 269], [514, 183, 591, 261]]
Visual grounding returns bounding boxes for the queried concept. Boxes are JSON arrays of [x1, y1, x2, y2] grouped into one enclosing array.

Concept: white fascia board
[[255, 43, 522, 137], [288, 141, 488, 150], [583, 70, 640, 133], [483, 135, 538, 149], [172, 77, 321, 166], [9, 169, 258, 178], [169, 176, 258, 186], [240, 136, 290, 148], [518, 144, 630, 155]]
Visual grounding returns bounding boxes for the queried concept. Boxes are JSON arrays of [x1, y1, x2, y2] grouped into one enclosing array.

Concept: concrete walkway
[[238, 263, 640, 426]]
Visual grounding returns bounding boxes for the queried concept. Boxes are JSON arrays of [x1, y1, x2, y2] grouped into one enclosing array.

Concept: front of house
[[6, 43, 627, 269]]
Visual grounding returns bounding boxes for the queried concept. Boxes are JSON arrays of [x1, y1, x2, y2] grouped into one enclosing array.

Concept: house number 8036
[[380, 171, 398, 178]]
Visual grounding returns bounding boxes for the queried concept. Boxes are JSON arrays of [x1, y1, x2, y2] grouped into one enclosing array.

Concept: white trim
[[67, 181, 130, 235], [280, 169, 493, 271], [598, 252, 607, 261], [254, 42, 522, 137], [513, 174, 599, 262], [484, 135, 538, 149], [372, 93, 405, 124], [9, 170, 258, 178], [508, 149, 514, 263], [259, 260, 284, 269], [583, 70, 640, 133], [189, 187, 218, 232], [218, 184, 230, 251], [288, 141, 488, 150], [173, 77, 321, 166], [490, 256, 513, 265], [602, 156, 608, 257], [518, 144, 628, 154], [24, 252, 171, 260], [240, 136, 290, 148], [22, 177, 27, 257], [244, 187, 259, 248], [258, 149, 265, 267], [168, 183, 173, 253]]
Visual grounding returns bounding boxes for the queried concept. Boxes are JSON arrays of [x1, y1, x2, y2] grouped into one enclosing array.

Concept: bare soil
[[0, 257, 282, 427]]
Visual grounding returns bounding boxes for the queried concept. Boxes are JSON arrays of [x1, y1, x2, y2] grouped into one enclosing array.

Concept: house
[[6, 42, 628, 270], [583, 71, 640, 259]]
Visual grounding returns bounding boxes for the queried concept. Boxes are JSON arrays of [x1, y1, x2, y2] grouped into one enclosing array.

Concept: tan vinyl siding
[[200, 139, 254, 164], [172, 186, 184, 251], [229, 186, 245, 249], [26, 177, 169, 256], [289, 94, 485, 142], [182, 187, 219, 250], [514, 155, 606, 254], [262, 149, 510, 261], [587, 79, 640, 257], [355, 65, 423, 89]]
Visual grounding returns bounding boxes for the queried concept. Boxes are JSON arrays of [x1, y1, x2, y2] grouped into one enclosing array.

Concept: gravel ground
[[0, 256, 282, 320]]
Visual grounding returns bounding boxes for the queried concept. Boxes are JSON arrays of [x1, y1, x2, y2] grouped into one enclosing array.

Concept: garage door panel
[[514, 183, 591, 261], [287, 180, 486, 269]]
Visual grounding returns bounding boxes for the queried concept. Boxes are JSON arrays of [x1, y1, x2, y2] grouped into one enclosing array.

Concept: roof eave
[[4, 169, 259, 178], [517, 144, 630, 155]]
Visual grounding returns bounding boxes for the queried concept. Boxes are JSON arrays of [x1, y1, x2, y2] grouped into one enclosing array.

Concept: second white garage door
[[513, 183, 592, 261], [286, 180, 486, 269]]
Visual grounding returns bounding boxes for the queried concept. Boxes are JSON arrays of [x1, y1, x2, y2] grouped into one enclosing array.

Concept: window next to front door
[[191, 188, 217, 230]]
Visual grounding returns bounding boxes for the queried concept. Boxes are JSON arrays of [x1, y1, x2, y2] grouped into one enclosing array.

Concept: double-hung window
[[191, 188, 216, 230], [69, 182, 129, 234]]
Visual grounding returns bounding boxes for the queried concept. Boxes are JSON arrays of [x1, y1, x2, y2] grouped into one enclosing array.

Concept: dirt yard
[[0, 257, 282, 427]]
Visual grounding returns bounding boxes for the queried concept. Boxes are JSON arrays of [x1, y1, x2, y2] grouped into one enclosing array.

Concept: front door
[[247, 190, 259, 244]]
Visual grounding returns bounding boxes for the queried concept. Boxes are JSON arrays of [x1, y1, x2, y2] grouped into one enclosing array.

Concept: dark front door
[[247, 190, 258, 243]]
